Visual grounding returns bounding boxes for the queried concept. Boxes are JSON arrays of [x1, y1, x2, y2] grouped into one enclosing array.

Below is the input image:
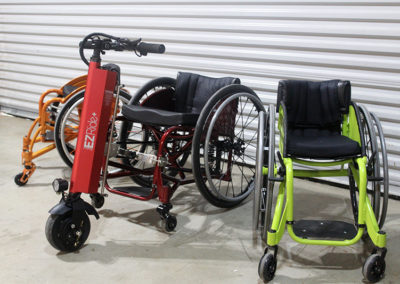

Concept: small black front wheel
[[90, 193, 105, 209], [164, 215, 177, 232], [45, 211, 90, 252], [14, 173, 27, 186], [362, 254, 385, 283], [258, 252, 277, 282]]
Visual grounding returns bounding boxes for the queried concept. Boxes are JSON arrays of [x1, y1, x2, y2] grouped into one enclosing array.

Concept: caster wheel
[[14, 173, 27, 186], [258, 252, 277, 282], [363, 254, 385, 283], [90, 193, 105, 209], [164, 215, 177, 232], [45, 211, 90, 252]]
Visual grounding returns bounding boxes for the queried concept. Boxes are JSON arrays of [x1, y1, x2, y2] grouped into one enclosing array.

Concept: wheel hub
[[232, 138, 245, 156], [62, 221, 82, 248]]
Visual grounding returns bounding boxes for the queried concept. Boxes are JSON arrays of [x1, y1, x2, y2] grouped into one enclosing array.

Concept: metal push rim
[[358, 104, 381, 218], [262, 104, 276, 242], [253, 109, 267, 231], [370, 112, 389, 228]]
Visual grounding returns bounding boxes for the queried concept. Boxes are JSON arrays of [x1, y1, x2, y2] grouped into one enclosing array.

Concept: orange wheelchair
[[14, 75, 87, 185], [14, 75, 130, 185]]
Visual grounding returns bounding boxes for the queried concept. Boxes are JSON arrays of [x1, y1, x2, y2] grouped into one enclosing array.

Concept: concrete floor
[[1, 114, 400, 284]]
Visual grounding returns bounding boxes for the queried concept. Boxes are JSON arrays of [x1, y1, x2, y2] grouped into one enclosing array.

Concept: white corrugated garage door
[[0, 0, 399, 195]]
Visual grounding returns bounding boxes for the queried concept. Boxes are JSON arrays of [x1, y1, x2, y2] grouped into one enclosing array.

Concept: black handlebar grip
[[79, 40, 99, 49], [136, 42, 165, 55]]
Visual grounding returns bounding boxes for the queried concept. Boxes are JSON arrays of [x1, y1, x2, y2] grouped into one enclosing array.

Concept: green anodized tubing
[[267, 182, 287, 246], [267, 158, 293, 246], [293, 169, 348, 178], [266, 103, 386, 247], [365, 197, 386, 248], [287, 157, 364, 246], [292, 158, 352, 167], [350, 158, 386, 248], [262, 165, 277, 176], [267, 156, 386, 247]]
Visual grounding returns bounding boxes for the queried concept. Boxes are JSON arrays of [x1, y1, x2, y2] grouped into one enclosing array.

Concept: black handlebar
[[79, 32, 165, 66], [136, 42, 166, 55]]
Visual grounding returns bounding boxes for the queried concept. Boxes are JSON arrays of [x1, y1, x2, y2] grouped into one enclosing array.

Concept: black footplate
[[292, 219, 357, 240], [114, 186, 155, 198]]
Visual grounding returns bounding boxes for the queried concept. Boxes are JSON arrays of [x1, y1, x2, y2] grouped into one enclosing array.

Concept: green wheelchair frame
[[253, 100, 389, 283]]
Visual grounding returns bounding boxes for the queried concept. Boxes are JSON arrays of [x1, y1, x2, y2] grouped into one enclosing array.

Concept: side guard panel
[[48, 199, 71, 216], [48, 198, 99, 220]]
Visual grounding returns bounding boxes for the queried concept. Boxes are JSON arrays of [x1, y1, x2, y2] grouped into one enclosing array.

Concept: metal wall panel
[[0, 1, 399, 194]]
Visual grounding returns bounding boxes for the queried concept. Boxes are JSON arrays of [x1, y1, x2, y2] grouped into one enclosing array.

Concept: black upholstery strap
[[277, 79, 351, 129], [175, 72, 240, 114], [337, 80, 351, 113]]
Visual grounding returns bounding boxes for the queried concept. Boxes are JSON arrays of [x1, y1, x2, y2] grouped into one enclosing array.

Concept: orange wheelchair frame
[[15, 75, 87, 185]]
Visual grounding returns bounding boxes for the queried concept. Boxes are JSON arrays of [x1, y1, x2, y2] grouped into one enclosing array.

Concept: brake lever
[[118, 37, 142, 51]]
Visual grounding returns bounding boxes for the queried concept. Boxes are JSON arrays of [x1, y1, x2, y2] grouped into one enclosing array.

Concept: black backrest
[[175, 72, 240, 113], [277, 79, 351, 129]]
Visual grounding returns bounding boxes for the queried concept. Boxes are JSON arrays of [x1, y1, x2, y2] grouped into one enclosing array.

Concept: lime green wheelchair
[[253, 80, 389, 283]]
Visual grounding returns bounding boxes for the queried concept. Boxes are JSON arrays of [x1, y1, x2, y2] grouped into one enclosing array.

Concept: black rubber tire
[[45, 211, 90, 252], [192, 84, 265, 208], [258, 252, 277, 282], [362, 254, 385, 283], [119, 77, 190, 188], [90, 193, 105, 209], [54, 89, 131, 168], [164, 215, 177, 232], [14, 173, 27, 186]]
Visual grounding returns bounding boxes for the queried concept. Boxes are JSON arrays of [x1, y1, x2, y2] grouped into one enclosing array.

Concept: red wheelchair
[[45, 33, 266, 252]]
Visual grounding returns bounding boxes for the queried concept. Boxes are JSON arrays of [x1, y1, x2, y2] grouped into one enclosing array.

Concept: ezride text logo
[[84, 112, 98, 150]]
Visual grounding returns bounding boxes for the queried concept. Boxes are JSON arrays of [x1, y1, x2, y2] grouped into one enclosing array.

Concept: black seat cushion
[[287, 128, 361, 159], [122, 105, 199, 126], [123, 72, 240, 126]]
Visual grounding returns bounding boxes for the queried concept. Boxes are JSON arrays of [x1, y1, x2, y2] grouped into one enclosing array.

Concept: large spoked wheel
[[54, 89, 131, 167], [192, 84, 266, 208], [119, 77, 190, 187], [45, 211, 90, 252], [349, 104, 389, 229], [253, 104, 276, 242]]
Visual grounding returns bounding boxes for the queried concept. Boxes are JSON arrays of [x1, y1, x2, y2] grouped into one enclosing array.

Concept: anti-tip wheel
[[14, 173, 27, 186], [362, 254, 385, 283], [258, 252, 277, 282]]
